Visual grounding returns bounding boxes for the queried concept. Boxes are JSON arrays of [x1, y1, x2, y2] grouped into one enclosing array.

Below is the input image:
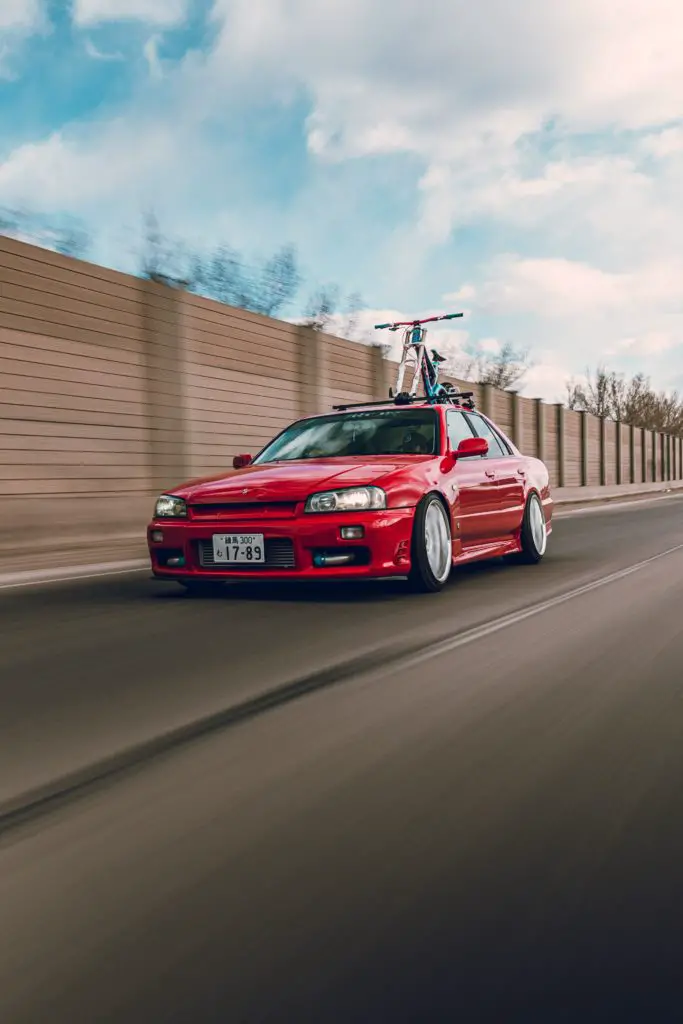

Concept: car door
[[464, 413, 525, 537], [445, 410, 499, 545]]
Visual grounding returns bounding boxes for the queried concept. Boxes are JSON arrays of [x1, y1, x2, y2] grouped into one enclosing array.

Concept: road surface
[[1, 495, 682, 1020]]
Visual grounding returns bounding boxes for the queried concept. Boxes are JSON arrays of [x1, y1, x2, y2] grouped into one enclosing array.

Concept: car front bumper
[[147, 508, 416, 582]]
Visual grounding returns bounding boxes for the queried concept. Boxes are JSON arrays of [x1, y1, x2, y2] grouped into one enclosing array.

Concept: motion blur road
[[1, 495, 683, 1021]]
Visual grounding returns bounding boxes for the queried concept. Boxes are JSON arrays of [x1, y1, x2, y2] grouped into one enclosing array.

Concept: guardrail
[[0, 234, 681, 560]]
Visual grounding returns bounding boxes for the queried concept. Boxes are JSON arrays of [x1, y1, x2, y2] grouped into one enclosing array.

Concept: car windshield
[[254, 408, 439, 463]]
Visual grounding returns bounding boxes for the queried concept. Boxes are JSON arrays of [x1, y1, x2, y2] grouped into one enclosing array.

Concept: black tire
[[516, 492, 548, 564], [178, 579, 225, 596], [408, 495, 453, 593]]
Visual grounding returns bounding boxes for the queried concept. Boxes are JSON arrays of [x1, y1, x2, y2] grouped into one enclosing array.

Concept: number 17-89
[[233, 545, 262, 560]]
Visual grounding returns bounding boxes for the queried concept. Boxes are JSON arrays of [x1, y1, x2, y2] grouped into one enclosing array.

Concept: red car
[[147, 400, 552, 594]]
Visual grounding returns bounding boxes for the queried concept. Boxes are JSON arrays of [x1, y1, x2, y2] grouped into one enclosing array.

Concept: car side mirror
[[455, 436, 488, 458], [233, 453, 253, 469]]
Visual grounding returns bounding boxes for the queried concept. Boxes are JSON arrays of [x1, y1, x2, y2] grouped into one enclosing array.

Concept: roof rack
[[453, 390, 476, 410], [332, 390, 476, 412], [332, 398, 416, 411]]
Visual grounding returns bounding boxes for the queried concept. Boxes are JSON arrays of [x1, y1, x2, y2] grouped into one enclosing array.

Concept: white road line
[[555, 492, 683, 518], [0, 561, 149, 591], [368, 542, 683, 680]]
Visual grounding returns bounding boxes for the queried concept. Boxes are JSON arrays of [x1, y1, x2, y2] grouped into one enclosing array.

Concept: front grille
[[197, 538, 296, 570], [189, 502, 297, 520]]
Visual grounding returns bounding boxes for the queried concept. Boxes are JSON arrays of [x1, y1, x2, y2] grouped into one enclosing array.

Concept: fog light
[[340, 526, 364, 540], [151, 530, 164, 543], [167, 556, 185, 567]]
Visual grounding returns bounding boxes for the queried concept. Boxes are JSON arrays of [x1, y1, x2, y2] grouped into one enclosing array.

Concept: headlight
[[154, 494, 188, 518], [304, 486, 386, 513]]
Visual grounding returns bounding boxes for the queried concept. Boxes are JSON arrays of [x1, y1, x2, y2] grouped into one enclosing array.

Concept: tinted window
[[254, 408, 440, 463], [466, 414, 509, 457], [447, 410, 476, 449]]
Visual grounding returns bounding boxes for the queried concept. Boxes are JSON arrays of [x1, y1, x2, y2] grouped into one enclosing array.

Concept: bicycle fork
[[391, 327, 427, 398]]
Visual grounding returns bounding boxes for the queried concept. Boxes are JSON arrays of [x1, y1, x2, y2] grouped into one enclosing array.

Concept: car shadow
[[152, 556, 517, 605]]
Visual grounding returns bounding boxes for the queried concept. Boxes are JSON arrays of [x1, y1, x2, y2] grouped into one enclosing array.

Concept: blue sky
[[1, 0, 682, 400]]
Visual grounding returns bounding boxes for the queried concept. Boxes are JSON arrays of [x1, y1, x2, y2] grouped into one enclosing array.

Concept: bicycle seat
[[431, 350, 447, 364]]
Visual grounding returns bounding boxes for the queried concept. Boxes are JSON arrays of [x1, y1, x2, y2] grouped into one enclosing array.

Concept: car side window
[[466, 414, 509, 457], [446, 410, 476, 450]]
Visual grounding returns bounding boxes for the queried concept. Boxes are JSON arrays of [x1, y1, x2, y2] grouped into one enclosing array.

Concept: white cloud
[[446, 253, 683, 399], [523, 354, 575, 403], [208, 0, 683, 149], [84, 38, 124, 60], [72, 0, 188, 26], [7, 3, 683, 243], [478, 338, 501, 355], [143, 34, 162, 79], [0, 0, 43, 31], [417, 153, 655, 244], [202, 0, 683, 300], [641, 126, 683, 159], [0, 0, 46, 78], [450, 256, 683, 319], [607, 333, 679, 358], [0, 124, 179, 208]]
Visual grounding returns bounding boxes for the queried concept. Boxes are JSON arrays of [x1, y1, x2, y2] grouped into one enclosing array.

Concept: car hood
[[173, 457, 431, 503]]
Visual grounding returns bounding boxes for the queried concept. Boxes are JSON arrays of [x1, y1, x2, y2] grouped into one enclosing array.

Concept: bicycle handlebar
[[374, 312, 463, 331]]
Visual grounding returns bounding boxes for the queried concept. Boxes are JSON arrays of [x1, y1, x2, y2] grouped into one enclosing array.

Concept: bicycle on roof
[[374, 312, 474, 409]]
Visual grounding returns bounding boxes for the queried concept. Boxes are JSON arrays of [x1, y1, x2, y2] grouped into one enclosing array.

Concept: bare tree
[[340, 291, 368, 340], [189, 244, 248, 305], [188, 240, 300, 315], [302, 284, 340, 332], [448, 341, 531, 390], [565, 365, 615, 419], [53, 224, 90, 259], [141, 213, 302, 315], [140, 211, 189, 285], [252, 244, 301, 317], [301, 287, 367, 338], [0, 208, 15, 234], [566, 366, 683, 434], [0, 205, 91, 259]]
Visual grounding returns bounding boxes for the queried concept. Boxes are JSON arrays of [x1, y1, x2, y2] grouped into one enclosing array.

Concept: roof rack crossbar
[[331, 398, 415, 411], [332, 391, 476, 412]]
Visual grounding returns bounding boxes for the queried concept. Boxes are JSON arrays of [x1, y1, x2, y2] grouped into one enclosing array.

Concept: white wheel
[[529, 493, 547, 556], [424, 500, 452, 583], [517, 492, 547, 564], [408, 495, 453, 592]]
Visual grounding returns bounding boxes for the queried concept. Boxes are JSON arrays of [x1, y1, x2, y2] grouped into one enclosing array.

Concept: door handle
[[485, 469, 496, 479], [517, 468, 526, 476]]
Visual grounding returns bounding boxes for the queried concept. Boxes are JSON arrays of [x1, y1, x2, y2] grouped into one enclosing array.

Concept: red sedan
[[147, 400, 552, 594]]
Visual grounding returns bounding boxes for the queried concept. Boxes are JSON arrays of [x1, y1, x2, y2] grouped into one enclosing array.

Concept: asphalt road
[[1, 495, 683, 1020]]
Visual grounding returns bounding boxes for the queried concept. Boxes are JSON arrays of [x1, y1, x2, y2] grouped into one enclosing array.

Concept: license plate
[[212, 533, 265, 564]]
